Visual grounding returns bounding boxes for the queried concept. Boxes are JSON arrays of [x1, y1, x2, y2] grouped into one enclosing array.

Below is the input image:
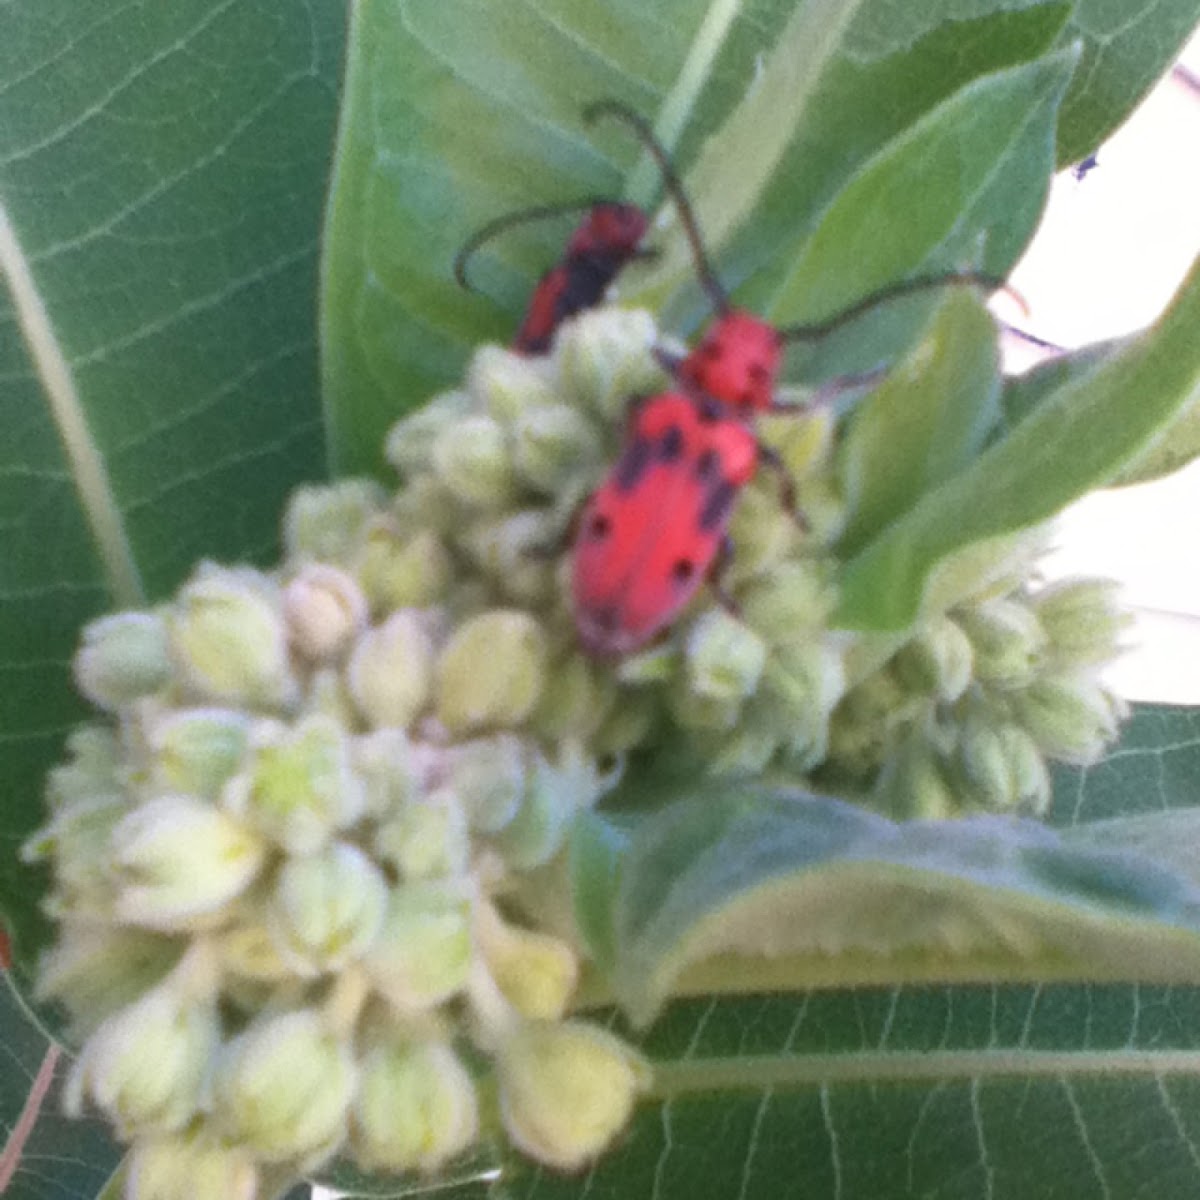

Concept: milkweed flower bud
[[112, 796, 265, 929], [445, 735, 526, 832], [955, 716, 1015, 809], [435, 610, 547, 735], [267, 842, 389, 976], [283, 564, 368, 662], [554, 307, 664, 420], [356, 522, 453, 611], [1032, 577, 1131, 668], [511, 403, 602, 493], [45, 725, 121, 809], [215, 1008, 357, 1165], [168, 565, 297, 708], [67, 983, 218, 1135], [364, 881, 472, 1012], [495, 745, 613, 870], [532, 653, 616, 742], [284, 479, 387, 564], [74, 612, 171, 710], [1013, 676, 1127, 764], [385, 390, 475, 477], [892, 616, 974, 702], [126, 1126, 258, 1200], [875, 740, 956, 820], [35, 924, 181, 1039], [685, 610, 767, 704], [352, 1037, 479, 1173], [468, 346, 560, 424], [476, 904, 578, 1020], [347, 610, 435, 729], [224, 715, 364, 855], [374, 793, 470, 880], [998, 723, 1053, 813], [432, 414, 517, 507], [496, 1020, 650, 1170], [956, 598, 1044, 689], [739, 561, 834, 640], [144, 707, 249, 799], [23, 795, 126, 915], [353, 728, 422, 817]]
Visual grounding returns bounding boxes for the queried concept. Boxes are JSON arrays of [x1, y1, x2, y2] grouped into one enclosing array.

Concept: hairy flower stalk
[[27, 306, 1130, 1197]]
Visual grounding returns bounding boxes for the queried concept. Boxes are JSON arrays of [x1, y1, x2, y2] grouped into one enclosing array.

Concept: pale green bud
[[1013, 676, 1126, 764], [874, 740, 956, 820], [496, 1020, 650, 1170], [955, 716, 1014, 809], [145, 708, 249, 800], [352, 1038, 479, 1174], [739, 561, 835, 640], [445, 735, 526, 832], [347, 611, 435, 729], [23, 795, 126, 913], [477, 906, 578, 1020], [668, 686, 743, 733], [73, 612, 171, 710], [593, 690, 659, 758], [353, 728, 422, 817], [375, 793, 470, 880], [112, 796, 265, 929], [1032, 578, 1131, 668], [283, 564, 368, 662], [685, 610, 767, 704], [214, 916, 293, 986], [531, 653, 616, 742], [511, 403, 602, 494], [496, 745, 615, 871], [168, 565, 297, 709], [35, 924, 181, 1039], [956, 598, 1045, 689], [267, 842, 389, 976], [126, 1127, 258, 1200], [435, 610, 548, 735], [554, 307, 666, 420], [45, 725, 121, 810], [468, 345, 559, 424], [364, 881, 472, 1012], [284, 479, 386, 563], [762, 641, 845, 770], [432, 414, 517, 507], [223, 716, 365, 855], [758, 406, 835, 477], [998, 724, 1053, 813], [462, 509, 558, 604], [385, 390, 474, 477], [725, 484, 800, 582], [67, 986, 218, 1135], [215, 1009, 357, 1165], [356, 522, 453, 612], [893, 617, 974, 703]]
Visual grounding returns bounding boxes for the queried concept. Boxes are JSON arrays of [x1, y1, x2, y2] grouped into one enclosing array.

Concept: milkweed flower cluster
[[26, 306, 1129, 1197]]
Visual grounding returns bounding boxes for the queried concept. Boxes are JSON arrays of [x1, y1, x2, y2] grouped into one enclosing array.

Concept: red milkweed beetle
[[570, 101, 1007, 658], [454, 199, 650, 355]]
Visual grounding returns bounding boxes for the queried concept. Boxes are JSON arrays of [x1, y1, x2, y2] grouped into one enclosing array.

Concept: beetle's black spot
[[700, 480, 738, 530], [695, 449, 719, 479], [588, 512, 612, 540], [613, 437, 654, 491], [696, 396, 723, 424], [658, 425, 685, 462], [671, 558, 696, 585]]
